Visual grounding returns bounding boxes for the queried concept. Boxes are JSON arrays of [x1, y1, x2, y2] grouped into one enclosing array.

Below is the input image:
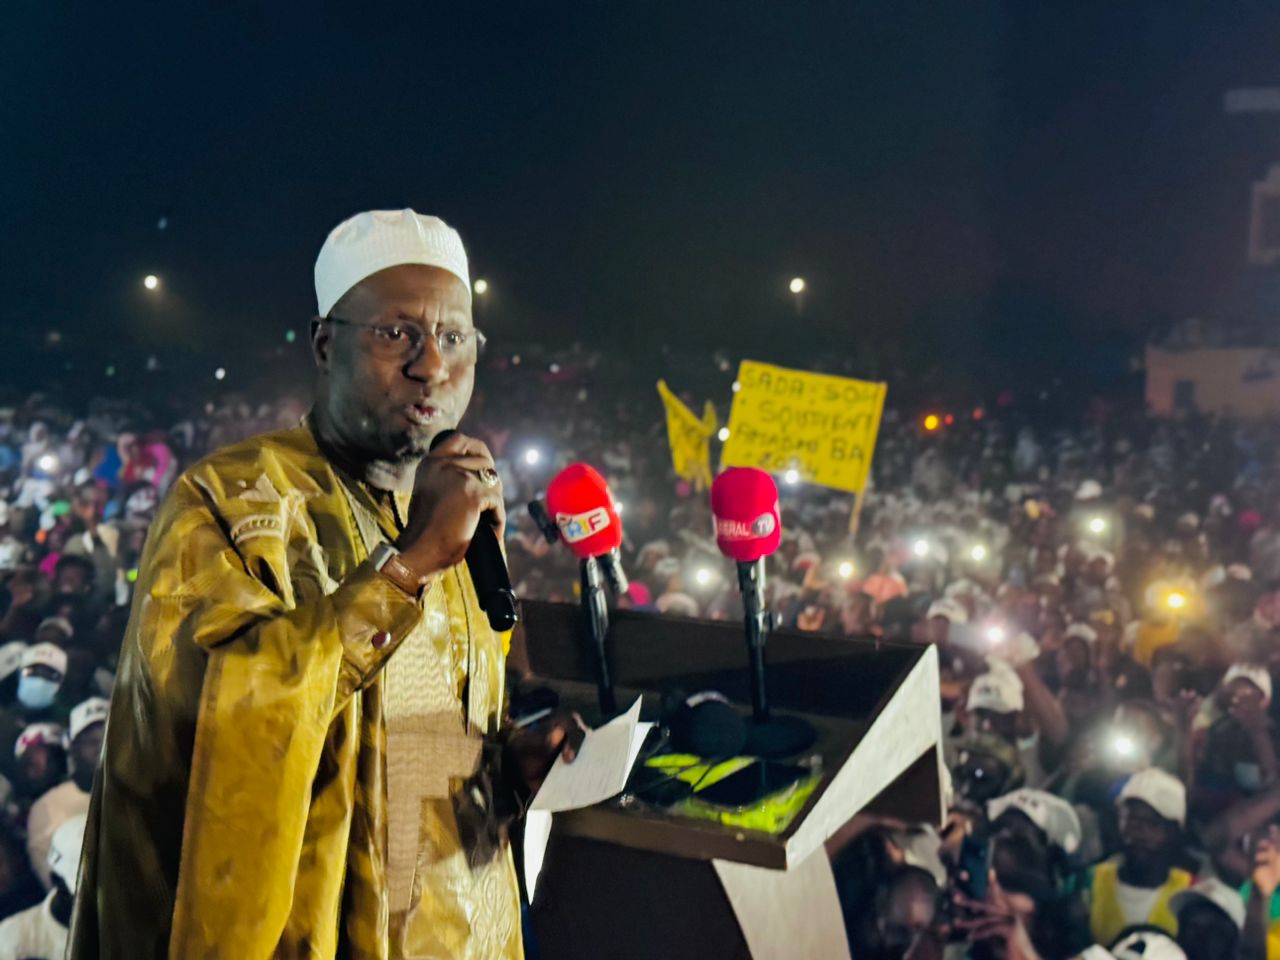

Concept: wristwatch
[[370, 542, 430, 599]]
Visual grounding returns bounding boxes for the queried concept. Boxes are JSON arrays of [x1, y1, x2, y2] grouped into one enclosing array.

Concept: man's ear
[[310, 317, 331, 373]]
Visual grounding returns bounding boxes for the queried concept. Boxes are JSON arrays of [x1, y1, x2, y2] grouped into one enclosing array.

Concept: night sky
[[4, 2, 1280, 396]]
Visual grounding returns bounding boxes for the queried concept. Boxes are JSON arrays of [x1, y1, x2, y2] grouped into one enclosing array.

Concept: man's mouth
[[405, 402, 441, 427]]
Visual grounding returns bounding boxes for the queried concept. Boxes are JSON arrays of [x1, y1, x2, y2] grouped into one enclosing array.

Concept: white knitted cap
[[314, 209, 470, 317]]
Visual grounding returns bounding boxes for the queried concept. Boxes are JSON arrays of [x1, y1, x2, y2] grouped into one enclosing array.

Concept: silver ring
[[479, 468, 500, 488]]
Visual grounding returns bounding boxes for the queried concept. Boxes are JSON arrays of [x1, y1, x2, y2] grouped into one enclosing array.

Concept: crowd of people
[[4, 344, 1280, 958]]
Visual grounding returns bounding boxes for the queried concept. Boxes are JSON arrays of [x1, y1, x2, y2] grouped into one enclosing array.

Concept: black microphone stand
[[580, 555, 618, 716], [734, 556, 817, 758], [737, 558, 771, 723], [529, 500, 626, 718]]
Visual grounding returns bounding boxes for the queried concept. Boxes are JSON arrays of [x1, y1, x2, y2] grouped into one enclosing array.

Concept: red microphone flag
[[710, 467, 782, 562], [545, 463, 624, 559]]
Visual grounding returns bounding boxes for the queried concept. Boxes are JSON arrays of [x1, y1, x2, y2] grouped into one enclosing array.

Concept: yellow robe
[[68, 424, 522, 960]]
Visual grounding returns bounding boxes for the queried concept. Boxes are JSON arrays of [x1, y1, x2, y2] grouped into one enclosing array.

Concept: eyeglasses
[[325, 316, 486, 365]]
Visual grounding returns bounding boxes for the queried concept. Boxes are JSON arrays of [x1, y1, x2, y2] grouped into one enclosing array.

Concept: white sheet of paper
[[523, 697, 652, 898]]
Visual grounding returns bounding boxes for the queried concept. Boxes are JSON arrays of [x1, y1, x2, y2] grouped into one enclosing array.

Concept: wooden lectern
[[515, 601, 944, 960]]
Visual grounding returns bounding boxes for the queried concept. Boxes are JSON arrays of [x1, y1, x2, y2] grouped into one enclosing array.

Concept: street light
[[143, 274, 160, 291], [473, 278, 489, 295], [789, 277, 806, 317]]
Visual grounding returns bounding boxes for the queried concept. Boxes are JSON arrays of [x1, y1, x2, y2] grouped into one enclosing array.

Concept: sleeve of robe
[[145, 471, 422, 955]]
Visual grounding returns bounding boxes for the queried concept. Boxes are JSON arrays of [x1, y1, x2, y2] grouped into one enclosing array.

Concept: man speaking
[[71, 210, 565, 959]]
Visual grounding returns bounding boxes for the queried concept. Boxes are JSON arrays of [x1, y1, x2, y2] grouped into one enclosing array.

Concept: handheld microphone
[[541, 463, 627, 716], [711, 467, 815, 758], [429, 430, 519, 632]]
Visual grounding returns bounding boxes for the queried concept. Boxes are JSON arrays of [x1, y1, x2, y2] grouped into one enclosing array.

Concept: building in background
[[1147, 143, 1280, 417]]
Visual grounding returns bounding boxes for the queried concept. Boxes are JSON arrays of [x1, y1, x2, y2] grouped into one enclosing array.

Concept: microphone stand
[[528, 499, 627, 720], [734, 556, 817, 758], [580, 554, 618, 716], [737, 558, 771, 723]]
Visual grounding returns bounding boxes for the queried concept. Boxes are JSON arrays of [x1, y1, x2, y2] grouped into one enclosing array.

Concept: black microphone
[[429, 430, 519, 631]]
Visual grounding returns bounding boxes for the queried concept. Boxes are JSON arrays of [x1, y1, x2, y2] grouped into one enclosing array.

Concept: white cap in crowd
[[653, 556, 682, 579], [70, 697, 110, 742], [926, 598, 968, 624], [0, 641, 26, 681], [314, 209, 470, 317], [21, 642, 67, 676], [36, 616, 73, 641], [967, 663, 1025, 714], [1168, 877, 1246, 931], [48, 812, 87, 895], [1075, 479, 1103, 501], [987, 788, 1082, 855], [1118, 767, 1186, 828], [15, 722, 65, 760], [1064, 623, 1098, 645], [1222, 663, 1273, 706], [655, 592, 699, 618], [1109, 929, 1185, 959]]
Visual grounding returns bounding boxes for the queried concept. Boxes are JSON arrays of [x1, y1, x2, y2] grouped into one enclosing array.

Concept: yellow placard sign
[[657, 380, 716, 489], [722, 360, 886, 493]]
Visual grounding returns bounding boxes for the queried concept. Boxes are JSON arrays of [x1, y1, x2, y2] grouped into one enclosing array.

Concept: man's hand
[[396, 432, 505, 578], [953, 875, 1043, 960], [1253, 837, 1280, 898], [506, 711, 588, 795]]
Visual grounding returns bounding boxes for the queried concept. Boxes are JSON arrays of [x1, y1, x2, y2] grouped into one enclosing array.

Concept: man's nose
[[404, 335, 450, 384]]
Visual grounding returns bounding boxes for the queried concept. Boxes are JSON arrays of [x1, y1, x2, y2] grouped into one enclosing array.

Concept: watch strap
[[371, 542, 429, 598]]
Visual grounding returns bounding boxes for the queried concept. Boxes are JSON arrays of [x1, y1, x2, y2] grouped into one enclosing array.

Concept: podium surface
[[515, 601, 942, 959]]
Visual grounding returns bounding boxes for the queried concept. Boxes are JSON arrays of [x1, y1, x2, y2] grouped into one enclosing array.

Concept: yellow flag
[[657, 380, 715, 489], [721, 360, 886, 493]]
